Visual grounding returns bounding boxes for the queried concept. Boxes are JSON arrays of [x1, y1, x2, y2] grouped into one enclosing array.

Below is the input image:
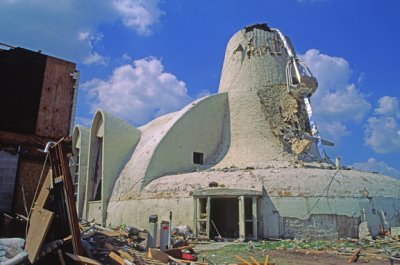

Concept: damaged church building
[[72, 23, 400, 241], [0, 43, 79, 220]]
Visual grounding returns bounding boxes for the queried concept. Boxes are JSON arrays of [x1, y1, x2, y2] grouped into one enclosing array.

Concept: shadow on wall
[[259, 187, 282, 238], [260, 187, 361, 240]]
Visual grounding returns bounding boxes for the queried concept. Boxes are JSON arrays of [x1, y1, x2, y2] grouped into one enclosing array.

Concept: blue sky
[[1, 0, 399, 177]]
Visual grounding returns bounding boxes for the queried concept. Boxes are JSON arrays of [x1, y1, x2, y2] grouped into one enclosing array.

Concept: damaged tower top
[[216, 23, 328, 169]]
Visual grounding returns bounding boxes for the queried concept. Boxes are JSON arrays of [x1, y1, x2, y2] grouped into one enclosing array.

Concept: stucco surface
[[106, 166, 400, 237], [215, 27, 312, 169], [72, 125, 90, 217], [85, 110, 140, 225], [110, 93, 229, 199]]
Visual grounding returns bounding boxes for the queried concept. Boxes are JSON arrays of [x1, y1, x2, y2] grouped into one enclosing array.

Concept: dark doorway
[[210, 198, 238, 238]]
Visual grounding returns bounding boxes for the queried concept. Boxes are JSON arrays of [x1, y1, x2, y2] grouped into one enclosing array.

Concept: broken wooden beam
[[109, 251, 125, 265], [65, 252, 102, 265], [347, 248, 361, 263]]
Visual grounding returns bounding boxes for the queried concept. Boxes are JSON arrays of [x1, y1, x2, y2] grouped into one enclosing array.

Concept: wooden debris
[[109, 251, 125, 265], [249, 256, 260, 265], [234, 255, 253, 265], [57, 249, 66, 265], [264, 255, 269, 265], [148, 248, 169, 263], [229, 255, 274, 265], [65, 252, 102, 265], [25, 207, 54, 264], [118, 250, 135, 263], [347, 248, 361, 263]]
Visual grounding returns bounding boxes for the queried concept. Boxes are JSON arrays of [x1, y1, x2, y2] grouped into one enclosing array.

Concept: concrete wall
[[107, 197, 194, 229], [142, 93, 229, 186], [84, 110, 141, 225], [0, 150, 19, 213], [107, 167, 400, 239], [72, 125, 90, 218], [215, 26, 298, 169], [110, 93, 229, 201], [106, 192, 400, 239]]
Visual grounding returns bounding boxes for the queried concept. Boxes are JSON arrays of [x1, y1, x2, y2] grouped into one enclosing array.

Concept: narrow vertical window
[[193, 152, 204, 165]]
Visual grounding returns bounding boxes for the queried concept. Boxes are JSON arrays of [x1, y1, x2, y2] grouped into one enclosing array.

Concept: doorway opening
[[210, 198, 238, 238]]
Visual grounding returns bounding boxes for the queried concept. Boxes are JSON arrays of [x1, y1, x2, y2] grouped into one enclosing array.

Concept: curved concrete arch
[[142, 92, 229, 187], [110, 93, 229, 202], [72, 125, 90, 218], [85, 110, 140, 225]]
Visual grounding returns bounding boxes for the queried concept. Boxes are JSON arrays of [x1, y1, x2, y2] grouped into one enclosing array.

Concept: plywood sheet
[[34, 169, 52, 208], [35, 56, 76, 138], [64, 252, 102, 265], [25, 207, 54, 264]]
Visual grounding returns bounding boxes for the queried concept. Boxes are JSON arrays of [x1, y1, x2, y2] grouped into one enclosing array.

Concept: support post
[[238, 195, 245, 239], [206, 196, 211, 238], [252, 196, 258, 240], [193, 197, 198, 236]]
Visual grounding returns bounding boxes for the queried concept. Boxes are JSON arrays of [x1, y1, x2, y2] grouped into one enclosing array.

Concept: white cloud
[[82, 57, 192, 125], [112, 0, 163, 35], [375, 96, 400, 117], [352, 158, 400, 178], [196, 90, 211, 99], [301, 49, 350, 94], [83, 52, 108, 65], [316, 84, 371, 122], [121, 53, 133, 62], [318, 121, 350, 144], [0, 0, 163, 62], [300, 49, 371, 144], [75, 116, 92, 127], [364, 96, 400, 154], [364, 116, 400, 154]]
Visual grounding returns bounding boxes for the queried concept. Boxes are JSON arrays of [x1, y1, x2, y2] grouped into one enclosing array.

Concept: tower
[[216, 23, 322, 169]]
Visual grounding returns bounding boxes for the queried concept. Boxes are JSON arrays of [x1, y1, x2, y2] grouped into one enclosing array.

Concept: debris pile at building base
[[1, 138, 400, 265]]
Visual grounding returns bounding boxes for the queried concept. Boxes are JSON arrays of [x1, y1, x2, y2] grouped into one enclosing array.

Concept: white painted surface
[[84, 110, 141, 225], [72, 125, 89, 218], [110, 93, 229, 201]]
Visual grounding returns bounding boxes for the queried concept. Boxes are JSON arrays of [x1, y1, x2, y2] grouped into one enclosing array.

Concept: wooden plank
[[0, 130, 48, 147], [34, 169, 52, 208], [58, 140, 83, 255], [249, 256, 260, 265], [49, 139, 83, 255], [36, 56, 76, 138], [235, 255, 252, 265], [264, 255, 269, 265], [118, 250, 135, 263], [65, 252, 102, 265], [148, 248, 169, 263], [96, 229, 123, 237], [25, 207, 55, 264], [347, 248, 361, 263], [109, 251, 125, 265]]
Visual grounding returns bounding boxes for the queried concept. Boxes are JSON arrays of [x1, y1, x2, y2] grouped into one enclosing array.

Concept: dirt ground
[[194, 240, 396, 265], [247, 249, 386, 265]]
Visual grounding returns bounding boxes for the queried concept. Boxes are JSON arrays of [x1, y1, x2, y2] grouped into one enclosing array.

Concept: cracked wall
[[257, 83, 312, 155]]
